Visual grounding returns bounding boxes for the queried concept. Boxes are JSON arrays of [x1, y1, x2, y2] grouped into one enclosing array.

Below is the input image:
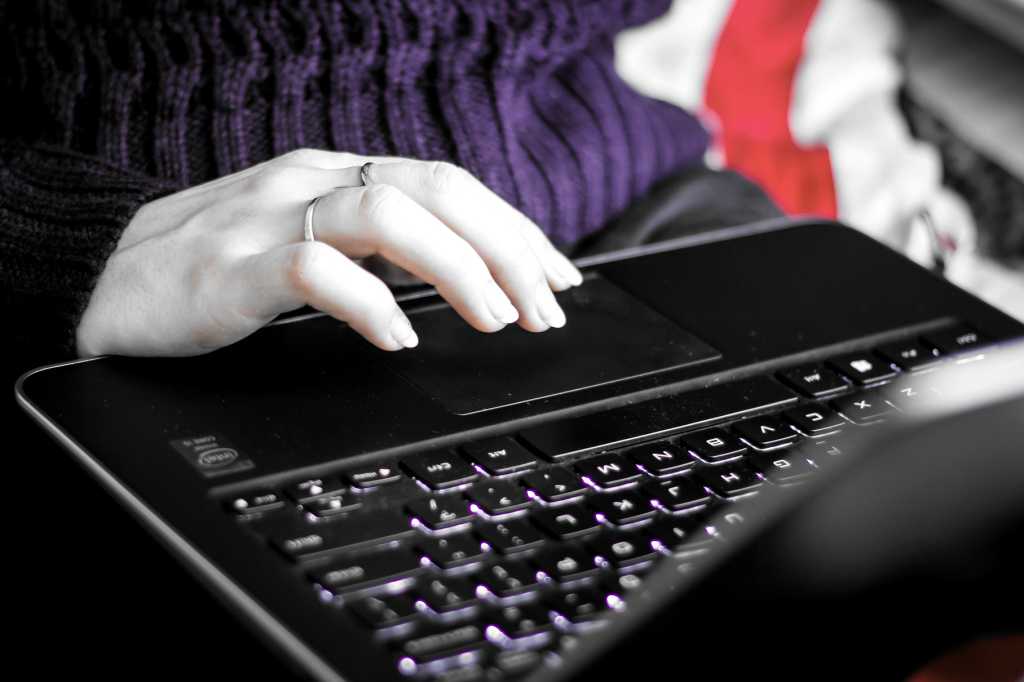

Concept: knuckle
[[283, 242, 326, 295], [280, 147, 318, 165], [423, 161, 471, 195], [249, 165, 295, 196], [357, 183, 402, 224]]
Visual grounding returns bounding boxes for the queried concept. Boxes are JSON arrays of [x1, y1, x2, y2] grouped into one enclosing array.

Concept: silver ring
[[360, 161, 374, 186], [303, 195, 324, 242]]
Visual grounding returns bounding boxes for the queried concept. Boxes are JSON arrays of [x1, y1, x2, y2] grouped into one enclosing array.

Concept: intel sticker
[[171, 434, 253, 477]]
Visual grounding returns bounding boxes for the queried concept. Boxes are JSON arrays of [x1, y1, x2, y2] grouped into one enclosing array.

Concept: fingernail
[[390, 310, 419, 348], [535, 281, 566, 328], [484, 281, 519, 324], [554, 252, 584, 286]]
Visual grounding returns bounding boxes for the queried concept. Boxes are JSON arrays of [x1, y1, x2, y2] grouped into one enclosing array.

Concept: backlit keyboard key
[[406, 496, 474, 530], [643, 477, 711, 512], [782, 403, 844, 435], [532, 546, 599, 583], [269, 510, 413, 561], [304, 493, 361, 518], [466, 480, 532, 516], [588, 490, 656, 526], [311, 549, 423, 596], [677, 428, 747, 461], [286, 477, 348, 504], [625, 441, 693, 477], [418, 533, 488, 569], [486, 603, 554, 645], [547, 588, 613, 626], [520, 468, 586, 503], [733, 416, 800, 449], [922, 324, 985, 355], [779, 364, 849, 398], [477, 561, 540, 599], [876, 340, 942, 371], [531, 504, 600, 540], [645, 517, 714, 555], [345, 464, 402, 489], [588, 532, 658, 568], [416, 578, 480, 614], [832, 393, 894, 424], [575, 454, 642, 489], [477, 519, 545, 554], [461, 437, 538, 475], [749, 452, 817, 484], [402, 451, 479, 490], [226, 491, 285, 516], [696, 462, 763, 498], [351, 593, 419, 628], [828, 352, 898, 386]]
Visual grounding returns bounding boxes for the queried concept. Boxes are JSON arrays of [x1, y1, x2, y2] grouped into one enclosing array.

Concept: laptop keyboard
[[224, 324, 986, 680]]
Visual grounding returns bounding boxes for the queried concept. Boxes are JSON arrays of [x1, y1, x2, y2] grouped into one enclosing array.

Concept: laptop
[[15, 218, 1024, 681]]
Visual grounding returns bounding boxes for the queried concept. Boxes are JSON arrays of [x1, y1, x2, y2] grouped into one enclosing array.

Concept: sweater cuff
[[0, 143, 176, 364]]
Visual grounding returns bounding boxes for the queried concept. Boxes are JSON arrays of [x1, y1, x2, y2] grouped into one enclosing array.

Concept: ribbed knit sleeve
[[0, 142, 175, 365]]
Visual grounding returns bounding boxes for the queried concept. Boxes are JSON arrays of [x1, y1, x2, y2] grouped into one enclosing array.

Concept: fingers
[[315, 184, 520, 333], [233, 241, 418, 351], [366, 161, 582, 332]]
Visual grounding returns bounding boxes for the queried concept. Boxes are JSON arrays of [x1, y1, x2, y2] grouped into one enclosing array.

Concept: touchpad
[[382, 275, 721, 415]]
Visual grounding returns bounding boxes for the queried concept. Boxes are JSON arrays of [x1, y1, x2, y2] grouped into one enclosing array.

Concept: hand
[[75, 149, 583, 357]]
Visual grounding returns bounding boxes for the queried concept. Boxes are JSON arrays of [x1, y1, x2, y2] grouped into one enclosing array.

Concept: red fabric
[[704, 0, 837, 218]]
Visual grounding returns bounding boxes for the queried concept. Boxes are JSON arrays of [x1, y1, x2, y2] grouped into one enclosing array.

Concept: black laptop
[[15, 219, 1024, 681]]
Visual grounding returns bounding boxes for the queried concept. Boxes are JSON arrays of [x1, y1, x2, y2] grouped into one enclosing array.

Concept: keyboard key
[[416, 577, 480, 614], [531, 504, 600, 540], [547, 588, 612, 626], [625, 441, 694, 477], [351, 593, 419, 629], [477, 519, 545, 554], [520, 468, 586, 503], [396, 623, 485, 669], [646, 517, 714, 555], [749, 452, 817, 484], [576, 453, 642, 489], [402, 451, 478, 490], [696, 462, 763, 498], [466, 480, 532, 516], [532, 546, 599, 583], [779, 364, 849, 398], [311, 550, 423, 596], [603, 571, 646, 595], [884, 381, 941, 412], [461, 437, 538, 475], [418, 533, 488, 569], [345, 464, 402, 489], [678, 428, 747, 461], [518, 376, 797, 460], [226, 491, 285, 516], [828, 352, 898, 386], [782, 403, 844, 435], [588, 532, 658, 568], [589, 490, 656, 526], [732, 416, 800, 449], [922, 324, 985, 355], [832, 393, 894, 424], [407, 496, 474, 530], [477, 561, 540, 599], [643, 477, 711, 512], [876, 340, 942, 371], [269, 510, 413, 561], [286, 477, 348, 504], [304, 493, 362, 519], [486, 603, 554, 646]]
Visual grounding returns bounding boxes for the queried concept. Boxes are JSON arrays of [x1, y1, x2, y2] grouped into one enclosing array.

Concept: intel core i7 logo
[[170, 434, 254, 477]]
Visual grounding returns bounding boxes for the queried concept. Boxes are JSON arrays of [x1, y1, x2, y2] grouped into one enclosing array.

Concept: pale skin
[[76, 149, 584, 357]]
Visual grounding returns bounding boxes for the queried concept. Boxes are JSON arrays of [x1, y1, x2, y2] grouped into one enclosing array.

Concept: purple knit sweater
[[0, 0, 708, 361]]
